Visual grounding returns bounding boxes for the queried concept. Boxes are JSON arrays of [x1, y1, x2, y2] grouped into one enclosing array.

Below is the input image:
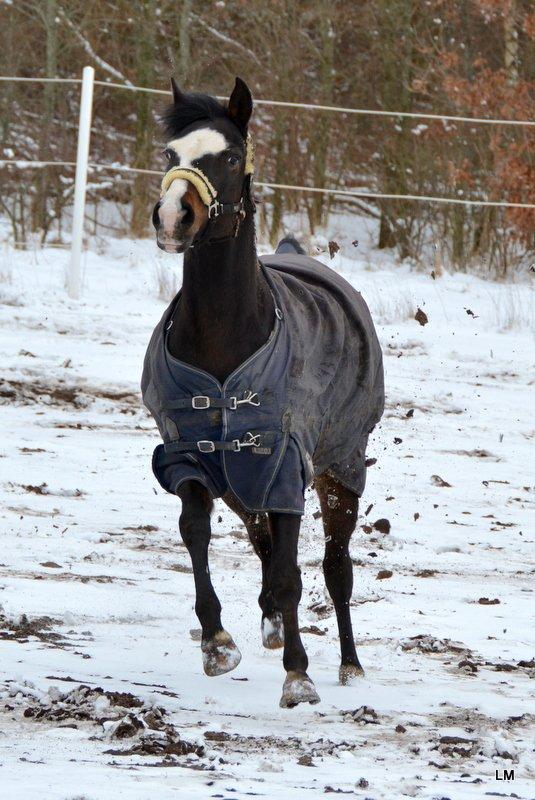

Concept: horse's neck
[[168, 216, 274, 383]]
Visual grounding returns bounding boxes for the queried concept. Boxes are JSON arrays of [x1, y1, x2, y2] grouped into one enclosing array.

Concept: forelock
[[160, 91, 229, 139]]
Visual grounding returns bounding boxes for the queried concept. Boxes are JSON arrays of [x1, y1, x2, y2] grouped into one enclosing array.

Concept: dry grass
[[365, 287, 416, 325], [488, 285, 535, 333], [152, 257, 181, 302]]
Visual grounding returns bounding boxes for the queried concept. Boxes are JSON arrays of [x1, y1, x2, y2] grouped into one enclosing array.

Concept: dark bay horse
[[142, 77, 384, 708]]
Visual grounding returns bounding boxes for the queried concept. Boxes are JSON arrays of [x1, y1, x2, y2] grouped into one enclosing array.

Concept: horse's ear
[[170, 77, 184, 105], [228, 76, 253, 135]]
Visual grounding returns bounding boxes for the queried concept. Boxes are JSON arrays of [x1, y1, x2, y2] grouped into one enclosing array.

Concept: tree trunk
[[131, 0, 156, 238], [310, 0, 334, 231], [33, 0, 57, 241], [269, 113, 287, 247], [504, 0, 518, 84], [178, 0, 192, 86]]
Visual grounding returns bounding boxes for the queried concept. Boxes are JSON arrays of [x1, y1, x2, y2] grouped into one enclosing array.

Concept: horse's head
[[153, 77, 253, 253]]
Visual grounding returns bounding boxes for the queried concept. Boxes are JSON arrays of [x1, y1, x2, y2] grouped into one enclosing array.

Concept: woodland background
[[0, 0, 533, 276]]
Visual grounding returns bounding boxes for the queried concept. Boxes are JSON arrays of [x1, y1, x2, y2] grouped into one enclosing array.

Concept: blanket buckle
[[192, 396, 210, 409], [197, 440, 216, 453], [233, 432, 262, 451], [236, 390, 260, 407]]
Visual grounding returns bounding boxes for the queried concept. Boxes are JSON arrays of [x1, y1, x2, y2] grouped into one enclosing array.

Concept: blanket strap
[[164, 432, 268, 455], [165, 392, 260, 411]]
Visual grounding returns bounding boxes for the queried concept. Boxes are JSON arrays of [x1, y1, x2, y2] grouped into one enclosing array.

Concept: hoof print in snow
[[477, 597, 500, 605]]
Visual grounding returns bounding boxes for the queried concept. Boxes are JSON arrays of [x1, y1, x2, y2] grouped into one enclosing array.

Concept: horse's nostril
[[181, 200, 194, 228], [152, 201, 162, 230]]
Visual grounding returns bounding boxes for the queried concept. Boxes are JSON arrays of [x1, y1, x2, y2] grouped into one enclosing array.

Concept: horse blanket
[[141, 253, 384, 515]]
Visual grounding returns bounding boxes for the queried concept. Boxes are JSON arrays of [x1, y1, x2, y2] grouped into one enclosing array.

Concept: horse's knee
[[179, 503, 211, 551], [271, 565, 302, 609]]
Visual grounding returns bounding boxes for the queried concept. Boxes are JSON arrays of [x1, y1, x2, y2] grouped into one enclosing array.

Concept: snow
[[0, 236, 534, 799]]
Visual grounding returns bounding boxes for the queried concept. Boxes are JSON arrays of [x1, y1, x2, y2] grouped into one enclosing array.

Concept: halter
[[159, 133, 255, 233]]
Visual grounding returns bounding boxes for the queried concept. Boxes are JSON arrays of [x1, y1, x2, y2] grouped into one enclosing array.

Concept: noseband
[[159, 133, 255, 241]]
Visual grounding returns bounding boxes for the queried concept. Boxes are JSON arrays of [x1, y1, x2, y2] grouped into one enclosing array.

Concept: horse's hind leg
[[315, 473, 364, 685], [223, 492, 284, 649]]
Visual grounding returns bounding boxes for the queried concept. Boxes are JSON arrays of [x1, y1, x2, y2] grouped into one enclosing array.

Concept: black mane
[[160, 92, 229, 139]]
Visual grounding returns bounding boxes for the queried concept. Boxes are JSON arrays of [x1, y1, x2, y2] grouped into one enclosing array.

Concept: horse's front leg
[[268, 512, 320, 708], [177, 480, 241, 676]]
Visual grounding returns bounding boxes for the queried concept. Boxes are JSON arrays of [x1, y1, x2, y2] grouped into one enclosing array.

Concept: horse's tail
[[275, 236, 306, 256]]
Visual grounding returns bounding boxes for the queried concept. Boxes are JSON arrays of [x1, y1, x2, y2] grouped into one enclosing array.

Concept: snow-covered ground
[[0, 237, 534, 800]]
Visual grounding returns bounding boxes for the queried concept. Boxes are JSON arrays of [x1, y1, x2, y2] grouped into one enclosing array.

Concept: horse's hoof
[[279, 671, 320, 708], [201, 630, 242, 676], [262, 613, 284, 649], [339, 663, 365, 685]]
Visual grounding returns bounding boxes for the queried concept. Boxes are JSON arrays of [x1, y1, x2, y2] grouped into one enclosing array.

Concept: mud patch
[[1, 682, 203, 762], [0, 613, 67, 646], [0, 376, 140, 413]]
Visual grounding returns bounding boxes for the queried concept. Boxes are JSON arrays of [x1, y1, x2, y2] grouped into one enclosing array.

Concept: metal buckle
[[197, 440, 216, 453], [208, 200, 221, 219], [192, 395, 210, 410], [232, 439, 242, 452], [228, 397, 237, 410], [237, 390, 260, 407]]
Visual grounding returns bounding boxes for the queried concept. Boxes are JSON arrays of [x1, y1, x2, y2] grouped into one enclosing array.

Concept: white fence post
[[67, 65, 95, 299]]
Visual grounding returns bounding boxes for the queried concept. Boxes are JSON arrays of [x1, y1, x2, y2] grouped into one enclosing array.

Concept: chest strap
[[164, 431, 268, 455], [164, 392, 260, 411]]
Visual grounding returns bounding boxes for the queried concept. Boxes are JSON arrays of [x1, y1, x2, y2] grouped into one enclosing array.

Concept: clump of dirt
[[376, 569, 393, 580], [341, 705, 379, 725], [105, 735, 204, 758], [433, 735, 478, 758], [308, 600, 333, 619], [123, 524, 159, 532], [0, 613, 66, 646], [373, 518, 391, 534], [13, 482, 85, 498], [300, 625, 326, 636], [401, 634, 469, 656]]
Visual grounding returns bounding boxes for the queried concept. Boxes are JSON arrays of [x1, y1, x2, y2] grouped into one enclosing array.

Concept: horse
[[142, 76, 384, 708]]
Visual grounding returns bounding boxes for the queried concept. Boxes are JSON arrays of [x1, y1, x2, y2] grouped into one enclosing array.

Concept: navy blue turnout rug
[[141, 254, 384, 514]]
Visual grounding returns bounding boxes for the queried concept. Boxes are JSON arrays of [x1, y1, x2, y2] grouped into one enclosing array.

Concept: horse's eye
[[227, 154, 241, 167], [163, 148, 174, 162]]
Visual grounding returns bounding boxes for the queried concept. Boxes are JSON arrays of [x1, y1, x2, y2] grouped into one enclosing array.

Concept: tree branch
[[190, 13, 262, 67], [57, 6, 133, 85]]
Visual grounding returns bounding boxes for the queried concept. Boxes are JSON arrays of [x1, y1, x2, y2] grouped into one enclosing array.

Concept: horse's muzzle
[[152, 199, 194, 253]]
